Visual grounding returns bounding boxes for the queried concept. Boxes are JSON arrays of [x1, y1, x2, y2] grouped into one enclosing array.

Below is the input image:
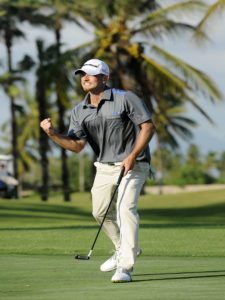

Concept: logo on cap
[[74, 59, 109, 76]]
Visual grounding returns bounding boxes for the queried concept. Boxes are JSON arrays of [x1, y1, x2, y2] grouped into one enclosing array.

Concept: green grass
[[0, 189, 225, 299]]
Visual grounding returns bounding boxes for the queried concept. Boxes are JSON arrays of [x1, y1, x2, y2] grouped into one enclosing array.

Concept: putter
[[75, 166, 125, 260]]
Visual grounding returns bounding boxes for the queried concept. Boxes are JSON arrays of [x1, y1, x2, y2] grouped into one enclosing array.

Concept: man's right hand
[[40, 118, 55, 136], [40, 117, 86, 153]]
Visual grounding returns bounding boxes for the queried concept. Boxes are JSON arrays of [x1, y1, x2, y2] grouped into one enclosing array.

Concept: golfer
[[40, 58, 155, 283]]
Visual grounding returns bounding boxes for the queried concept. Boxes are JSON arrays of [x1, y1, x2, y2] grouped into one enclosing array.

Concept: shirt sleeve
[[67, 108, 87, 140], [124, 91, 152, 125]]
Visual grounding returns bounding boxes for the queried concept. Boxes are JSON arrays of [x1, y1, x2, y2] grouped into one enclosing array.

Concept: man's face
[[80, 72, 106, 92]]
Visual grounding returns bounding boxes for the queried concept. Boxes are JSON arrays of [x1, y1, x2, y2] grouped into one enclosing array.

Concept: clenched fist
[[40, 118, 55, 136]]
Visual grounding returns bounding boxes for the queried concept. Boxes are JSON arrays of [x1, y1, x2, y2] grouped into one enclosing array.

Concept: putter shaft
[[75, 167, 125, 261]]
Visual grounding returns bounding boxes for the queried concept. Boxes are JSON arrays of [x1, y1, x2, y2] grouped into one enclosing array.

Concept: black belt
[[102, 160, 148, 165]]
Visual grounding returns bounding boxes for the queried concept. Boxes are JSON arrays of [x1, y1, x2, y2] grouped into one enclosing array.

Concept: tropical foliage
[[150, 144, 225, 187], [0, 0, 223, 199]]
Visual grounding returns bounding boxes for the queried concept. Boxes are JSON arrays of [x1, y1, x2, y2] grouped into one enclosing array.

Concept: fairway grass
[[1, 255, 225, 300], [0, 189, 225, 299]]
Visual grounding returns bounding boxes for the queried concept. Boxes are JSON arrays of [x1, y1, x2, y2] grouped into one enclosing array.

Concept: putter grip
[[116, 166, 125, 185]]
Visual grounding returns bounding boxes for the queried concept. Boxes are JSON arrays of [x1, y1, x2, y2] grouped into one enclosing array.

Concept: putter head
[[75, 254, 90, 260]]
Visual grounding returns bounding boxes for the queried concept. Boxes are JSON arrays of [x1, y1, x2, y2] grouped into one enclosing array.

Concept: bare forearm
[[40, 117, 86, 152], [122, 121, 155, 174], [130, 122, 155, 160], [47, 130, 85, 152]]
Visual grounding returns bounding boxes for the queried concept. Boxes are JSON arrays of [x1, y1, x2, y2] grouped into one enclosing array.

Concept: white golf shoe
[[100, 251, 118, 272], [100, 248, 142, 272], [111, 267, 132, 283]]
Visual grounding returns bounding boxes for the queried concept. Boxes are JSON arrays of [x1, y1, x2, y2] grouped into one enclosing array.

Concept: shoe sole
[[112, 279, 132, 283]]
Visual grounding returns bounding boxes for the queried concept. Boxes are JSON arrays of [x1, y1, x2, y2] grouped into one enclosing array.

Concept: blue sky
[[0, 1, 224, 155], [154, 11, 225, 154]]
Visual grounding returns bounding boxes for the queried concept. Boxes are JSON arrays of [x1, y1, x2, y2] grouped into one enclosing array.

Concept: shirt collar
[[82, 87, 112, 108]]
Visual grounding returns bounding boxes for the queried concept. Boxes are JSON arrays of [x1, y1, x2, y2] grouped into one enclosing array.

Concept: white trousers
[[91, 161, 149, 270]]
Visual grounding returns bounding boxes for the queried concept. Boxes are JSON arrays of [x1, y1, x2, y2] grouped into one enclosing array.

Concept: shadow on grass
[[0, 211, 90, 222], [1, 199, 225, 228], [140, 223, 225, 228], [0, 225, 98, 231], [132, 270, 225, 283], [139, 202, 225, 224], [0, 202, 92, 224], [0, 203, 91, 217], [1, 221, 225, 231]]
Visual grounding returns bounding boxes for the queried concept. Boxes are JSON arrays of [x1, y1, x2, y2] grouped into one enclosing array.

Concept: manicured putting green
[[0, 255, 225, 300], [0, 189, 225, 299]]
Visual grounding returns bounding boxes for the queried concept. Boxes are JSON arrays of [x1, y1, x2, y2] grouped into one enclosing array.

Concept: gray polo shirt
[[68, 87, 152, 163]]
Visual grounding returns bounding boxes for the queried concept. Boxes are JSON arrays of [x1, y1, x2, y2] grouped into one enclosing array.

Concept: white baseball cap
[[74, 59, 110, 76]]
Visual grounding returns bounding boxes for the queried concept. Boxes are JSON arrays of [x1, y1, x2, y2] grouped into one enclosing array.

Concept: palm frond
[[185, 95, 215, 124], [170, 121, 194, 140], [151, 44, 222, 101], [132, 0, 208, 41], [169, 115, 197, 127], [196, 0, 225, 32], [141, 53, 188, 90], [140, 0, 206, 24], [156, 130, 180, 148], [133, 19, 198, 37]]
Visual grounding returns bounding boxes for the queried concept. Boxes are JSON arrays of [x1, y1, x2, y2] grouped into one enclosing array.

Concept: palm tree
[[23, 0, 93, 200], [18, 38, 75, 200], [68, 0, 222, 193], [15, 89, 40, 185], [21, 39, 66, 201], [18, 41, 86, 201], [40, 0, 111, 198], [0, 0, 43, 197], [14, 0, 79, 200], [0, 0, 27, 197], [73, 0, 221, 149], [42, 0, 76, 202], [0, 85, 40, 193], [35, 40, 53, 201]]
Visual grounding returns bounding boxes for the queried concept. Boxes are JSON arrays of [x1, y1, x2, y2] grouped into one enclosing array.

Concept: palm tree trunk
[[36, 76, 49, 201], [39, 129, 49, 201], [58, 103, 71, 201], [55, 28, 70, 201], [10, 96, 19, 197], [5, 28, 19, 198]]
